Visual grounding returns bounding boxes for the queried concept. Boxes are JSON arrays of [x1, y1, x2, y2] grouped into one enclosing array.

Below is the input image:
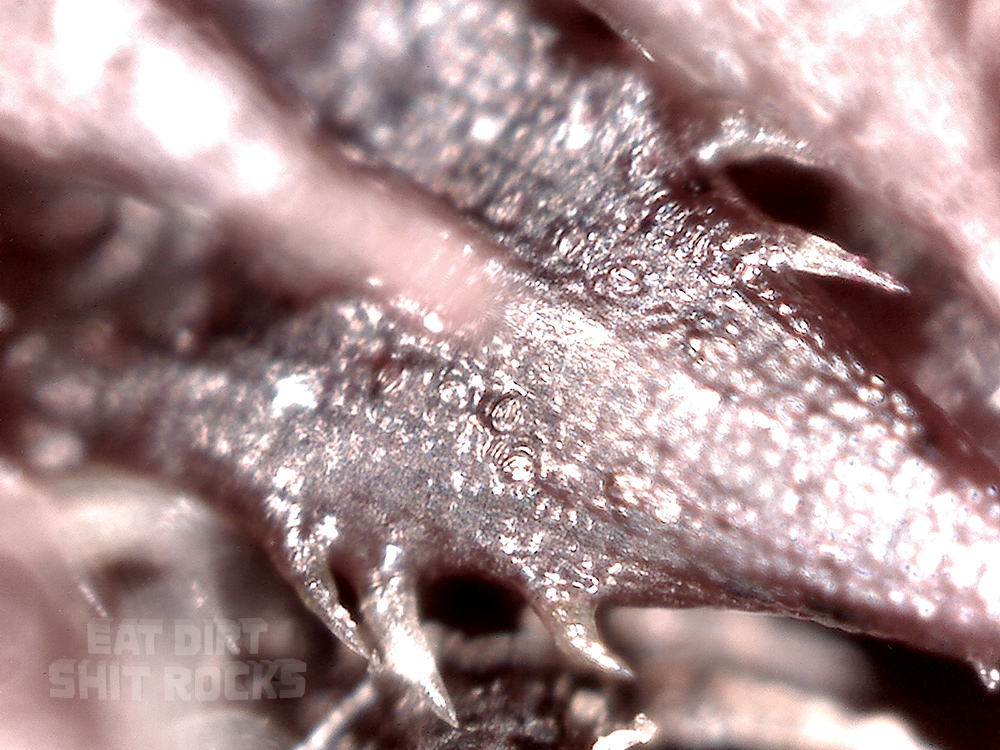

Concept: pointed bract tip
[[428, 686, 460, 728], [361, 554, 458, 726], [546, 601, 633, 678], [580, 640, 634, 678], [774, 234, 908, 293]]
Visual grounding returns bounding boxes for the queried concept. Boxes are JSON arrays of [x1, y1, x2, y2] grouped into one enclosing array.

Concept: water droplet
[[556, 226, 585, 258], [975, 662, 1000, 692], [596, 261, 646, 299], [372, 356, 406, 395], [479, 392, 525, 433], [500, 447, 536, 483]]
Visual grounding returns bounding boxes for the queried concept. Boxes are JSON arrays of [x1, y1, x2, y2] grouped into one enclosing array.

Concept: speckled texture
[[4, 0, 1000, 733]]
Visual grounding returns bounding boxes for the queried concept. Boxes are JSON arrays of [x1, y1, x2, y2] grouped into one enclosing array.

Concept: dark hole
[[331, 569, 362, 623], [858, 634, 1000, 750], [725, 157, 845, 243], [534, 0, 631, 66], [422, 576, 523, 637], [99, 559, 164, 612], [103, 559, 161, 591]]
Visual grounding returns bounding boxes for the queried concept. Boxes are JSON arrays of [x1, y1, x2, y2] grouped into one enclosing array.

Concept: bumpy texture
[[3, 0, 1000, 746]]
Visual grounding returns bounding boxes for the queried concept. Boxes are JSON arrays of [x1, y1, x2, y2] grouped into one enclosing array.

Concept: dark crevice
[[725, 158, 849, 247], [421, 576, 524, 637]]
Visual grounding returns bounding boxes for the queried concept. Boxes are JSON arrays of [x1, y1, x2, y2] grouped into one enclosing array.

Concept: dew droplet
[[555, 226, 587, 261], [372, 356, 406, 395], [500, 447, 536, 483], [974, 661, 1000, 692], [597, 261, 646, 299], [480, 392, 525, 433]]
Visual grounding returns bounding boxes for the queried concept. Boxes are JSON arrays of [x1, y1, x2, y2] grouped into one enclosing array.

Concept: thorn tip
[[544, 599, 632, 678], [773, 234, 907, 293]]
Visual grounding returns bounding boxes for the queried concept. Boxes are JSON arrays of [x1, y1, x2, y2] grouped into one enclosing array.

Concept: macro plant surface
[[2, 1, 1000, 749]]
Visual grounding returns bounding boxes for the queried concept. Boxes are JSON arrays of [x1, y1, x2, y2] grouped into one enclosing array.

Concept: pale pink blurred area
[[0, 463, 111, 749], [0, 0, 508, 332], [0, 465, 303, 750]]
